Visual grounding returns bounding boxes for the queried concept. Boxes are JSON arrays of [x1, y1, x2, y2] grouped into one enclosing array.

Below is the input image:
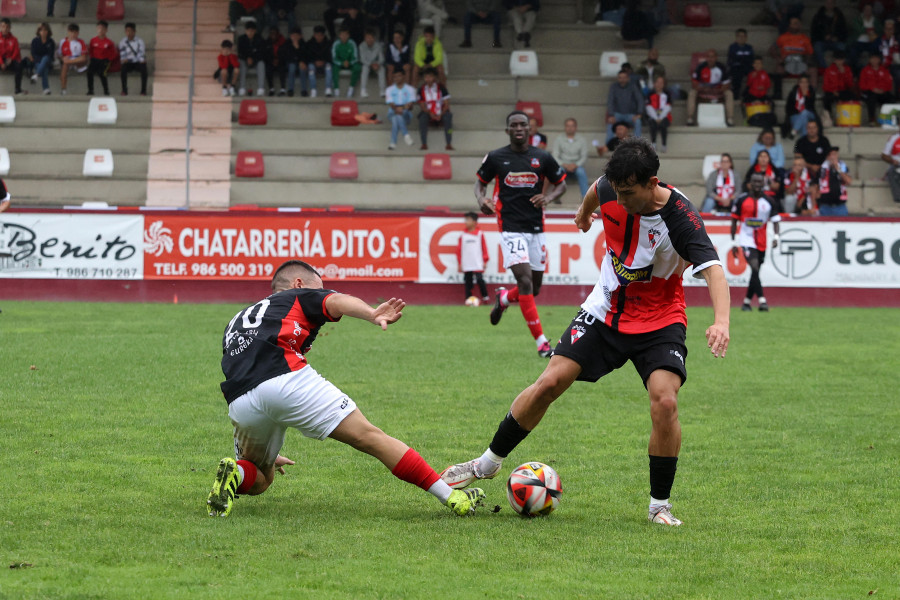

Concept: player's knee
[[516, 278, 534, 295], [650, 394, 679, 421], [533, 371, 567, 403]]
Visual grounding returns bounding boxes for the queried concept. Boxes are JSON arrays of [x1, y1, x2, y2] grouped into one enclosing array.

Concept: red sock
[[390, 448, 441, 490], [518, 293, 544, 340], [236, 460, 258, 494], [506, 287, 520, 303]]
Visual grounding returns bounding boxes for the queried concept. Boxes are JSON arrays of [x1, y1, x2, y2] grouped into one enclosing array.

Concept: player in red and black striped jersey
[[475, 110, 567, 357], [441, 139, 731, 527], [207, 260, 486, 517]]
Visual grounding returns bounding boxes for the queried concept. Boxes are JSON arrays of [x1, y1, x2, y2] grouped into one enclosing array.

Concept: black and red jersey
[[581, 176, 721, 333], [220, 287, 340, 403], [476, 145, 565, 233]]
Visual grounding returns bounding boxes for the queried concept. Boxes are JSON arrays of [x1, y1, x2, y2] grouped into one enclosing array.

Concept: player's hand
[[731, 246, 739, 258], [478, 197, 495, 215], [772, 236, 779, 249], [372, 297, 405, 330], [706, 322, 730, 358], [574, 208, 596, 232], [274, 454, 295, 475], [531, 193, 548, 208]]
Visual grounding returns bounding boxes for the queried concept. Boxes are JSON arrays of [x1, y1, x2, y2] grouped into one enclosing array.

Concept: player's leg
[[475, 272, 489, 301], [646, 368, 684, 526], [743, 247, 762, 309], [463, 271, 474, 299], [756, 250, 768, 311]]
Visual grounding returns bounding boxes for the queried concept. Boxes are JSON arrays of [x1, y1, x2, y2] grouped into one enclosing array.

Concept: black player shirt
[[476, 145, 566, 233], [220, 287, 340, 404]]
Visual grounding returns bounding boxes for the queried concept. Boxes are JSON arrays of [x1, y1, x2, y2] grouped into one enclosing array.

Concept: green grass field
[[1, 299, 898, 599]]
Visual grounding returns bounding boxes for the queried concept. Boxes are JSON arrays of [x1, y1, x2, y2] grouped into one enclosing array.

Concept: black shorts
[[552, 309, 688, 388], [742, 247, 766, 265]]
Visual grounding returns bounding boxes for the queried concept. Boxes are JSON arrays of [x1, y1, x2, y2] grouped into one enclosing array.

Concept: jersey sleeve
[[476, 151, 497, 184], [292, 288, 342, 326], [667, 197, 722, 278], [595, 176, 618, 206], [542, 151, 566, 185], [731, 194, 746, 219]]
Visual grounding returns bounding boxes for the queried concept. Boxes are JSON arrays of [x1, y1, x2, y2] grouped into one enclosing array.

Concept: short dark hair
[[364, 27, 377, 37], [464, 211, 479, 220], [0, 18, 10, 26], [245, 20, 258, 30], [313, 25, 326, 34], [506, 110, 529, 125], [422, 66, 437, 77], [97, 20, 109, 28], [424, 25, 436, 35], [125, 22, 136, 30], [68, 23, 80, 32], [290, 27, 303, 35], [736, 27, 747, 35], [221, 39, 233, 48], [271, 260, 321, 292], [605, 138, 660, 187], [339, 24, 350, 33]]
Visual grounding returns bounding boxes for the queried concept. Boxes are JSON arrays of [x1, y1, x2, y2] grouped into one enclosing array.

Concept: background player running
[[475, 110, 567, 358], [731, 173, 780, 312], [442, 139, 731, 527], [207, 260, 485, 517]]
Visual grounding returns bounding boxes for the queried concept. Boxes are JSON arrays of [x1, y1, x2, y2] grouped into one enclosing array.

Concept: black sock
[[649, 455, 678, 500], [488, 412, 530, 458]]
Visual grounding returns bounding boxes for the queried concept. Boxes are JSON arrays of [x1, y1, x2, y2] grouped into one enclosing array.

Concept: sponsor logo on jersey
[[604, 213, 620, 226], [571, 324, 585, 343], [504, 172, 540, 188], [609, 250, 653, 285], [530, 157, 541, 168], [648, 227, 661, 249], [746, 218, 764, 228]]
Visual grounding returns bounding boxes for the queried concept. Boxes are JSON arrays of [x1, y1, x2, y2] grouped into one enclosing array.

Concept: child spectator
[[47, 0, 77, 18], [417, 66, 452, 150], [811, 0, 848, 69], [279, 27, 307, 97], [0, 19, 25, 95], [224, 0, 265, 33], [385, 69, 416, 149], [811, 146, 851, 216], [504, 0, 539, 48], [744, 149, 783, 200], [528, 117, 547, 149], [412, 25, 445, 87], [728, 28, 754, 95], [749, 128, 785, 169], [880, 126, 900, 202], [387, 0, 416, 46], [551, 117, 590, 197], [783, 75, 817, 139], [687, 49, 735, 127], [118, 22, 148, 96], [359, 29, 385, 98], [215, 39, 239, 96], [782, 156, 812, 213], [30, 23, 56, 95], [265, 27, 286, 96], [57, 23, 87, 96], [306, 25, 333, 97], [645, 75, 671, 153], [702, 153, 740, 214], [822, 51, 855, 126], [860, 53, 894, 126], [457, 212, 490, 303], [237, 20, 267, 97], [385, 30, 411, 83], [743, 56, 772, 106], [87, 20, 115, 96], [332, 26, 361, 98]]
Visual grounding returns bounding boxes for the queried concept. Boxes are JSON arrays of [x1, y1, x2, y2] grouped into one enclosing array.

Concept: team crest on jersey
[[648, 227, 661, 249], [530, 157, 540, 168], [504, 172, 540, 187], [609, 249, 653, 285], [570, 324, 585, 344]]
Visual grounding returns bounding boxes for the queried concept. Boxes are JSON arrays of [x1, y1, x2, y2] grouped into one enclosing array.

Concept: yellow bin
[[836, 102, 861, 127], [744, 101, 771, 118]]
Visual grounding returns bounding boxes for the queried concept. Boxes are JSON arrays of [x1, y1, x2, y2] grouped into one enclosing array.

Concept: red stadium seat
[[331, 100, 359, 126], [0, 0, 27, 17], [329, 152, 358, 179], [238, 99, 267, 125], [97, 0, 125, 20], [423, 153, 452, 180], [515, 101, 543, 127], [235, 151, 264, 178], [684, 3, 711, 27]]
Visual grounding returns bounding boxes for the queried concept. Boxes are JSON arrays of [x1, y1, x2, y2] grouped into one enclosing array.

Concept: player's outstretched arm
[[700, 264, 730, 358], [474, 180, 494, 215], [574, 183, 600, 232], [325, 293, 406, 330]]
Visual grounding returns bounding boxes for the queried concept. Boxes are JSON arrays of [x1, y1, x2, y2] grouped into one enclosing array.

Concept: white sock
[[477, 449, 504, 474], [758, 296, 767, 304], [743, 297, 751, 304], [649, 496, 669, 508], [235, 464, 245, 485], [428, 479, 453, 504], [500, 289, 510, 307], [535, 334, 548, 346]]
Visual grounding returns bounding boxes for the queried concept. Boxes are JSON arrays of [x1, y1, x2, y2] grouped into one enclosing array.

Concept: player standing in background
[[457, 211, 490, 303], [207, 260, 485, 517], [731, 173, 780, 312], [442, 139, 731, 526], [475, 110, 567, 358]]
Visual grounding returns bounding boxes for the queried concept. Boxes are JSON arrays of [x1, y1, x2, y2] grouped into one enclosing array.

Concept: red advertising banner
[[143, 215, 419, 281]]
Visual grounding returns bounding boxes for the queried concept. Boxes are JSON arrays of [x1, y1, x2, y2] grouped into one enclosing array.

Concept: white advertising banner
[[0, 213, 144, 279]]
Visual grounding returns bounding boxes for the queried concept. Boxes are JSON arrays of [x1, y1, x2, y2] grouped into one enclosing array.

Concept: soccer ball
[[506, 462, 562, 517], [464, 296, 481, 307]]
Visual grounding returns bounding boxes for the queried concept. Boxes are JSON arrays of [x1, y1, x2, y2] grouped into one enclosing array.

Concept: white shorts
[[227, 366, 357, 471], [500, 231, 547, 271]]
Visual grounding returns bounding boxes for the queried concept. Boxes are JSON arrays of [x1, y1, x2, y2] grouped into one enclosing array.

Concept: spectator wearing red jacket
[[822, 51, 856, 123], [0, 19, 24, 95], [87, 20, 116, 96], [742, 56, 772, 108], [216, 39, 239, 96], [57, 23, 87, 95], [224, 0, 266, 33], [860, 53, 894, 125]]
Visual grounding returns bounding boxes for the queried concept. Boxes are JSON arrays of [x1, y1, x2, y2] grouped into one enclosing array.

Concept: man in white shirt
[[118, 22, 147, 96], [551, 118, 590, 197], [385, 70, 416, 149]]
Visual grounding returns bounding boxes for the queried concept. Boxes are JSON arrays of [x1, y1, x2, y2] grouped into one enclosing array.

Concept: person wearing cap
[[606, 68, 644, 141], [810, 146, 851, 216], [594, 120, 631, 157]]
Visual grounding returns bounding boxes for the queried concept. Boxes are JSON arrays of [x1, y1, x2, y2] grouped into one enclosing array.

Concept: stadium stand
[[83, 148, 114, 176], [329, 152, 359, 180], [423, 152, 452, 180], [238, 98, 267, 125], [87, 96, 117, 124], [235, 150, 264, 177]]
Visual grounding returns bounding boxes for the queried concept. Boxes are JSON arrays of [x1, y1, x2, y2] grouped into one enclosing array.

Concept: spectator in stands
[[87, 21, 115, 96], [417, 66, 453, 150], [620, 0, 657, 49], [505, 0, 539, 48], [783, 75, 817, 139], [743, 56, 773, 110], [528, 117, 547, 148], [359, 29, 385, 98], [775, 17, 816, 92], [744, 149, 783, 200], [332, 26, 361, 98], [323, 0, 360, 41], [418, 0, 450, 39], [267, 0, 297, 34], [551, 118, 590, 197], [794, 120, 832, 175], [821, 50, 855, 126], [782, 155, 813, 213], [47, 0, 76, 18], [749, 127, 786, 169], [279, 27, 307, 97], [0, 19, 24, 96], [810, 146, 851, 215], [387, 0, 417, 45], [848, 4, 881, 73], [238, 20, 267, 96], [412, 25, 445, 87], [595, 0, 624, 27], [594, 120, 630, 156], [878, 19, 900, 93], [636, 47, 666, 97], [880, 126, 900, 202], [770, 0, 804, 34], [362, 0, 387, 41], [385, 69, 417, 149], [385, 30, 411, 82], [57, 23, 87, 96], [728, 28, 754, 95], [307, 25, 333, 97], [701, 153, 740, 214], [606, 68, 644, 139], [264, 26, 286, 96], [341, 5, 367, 45], [645, 75, 671, 152], [225, 0, 266, 34], [118, 23, 148, 97], [687, 49, 735, 127], [810, 0, 848, 69], [30, 22, 55, 95], [216, 39, 240, 96], [860, 53, 894, 126], [459, 0, 502, 48]]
